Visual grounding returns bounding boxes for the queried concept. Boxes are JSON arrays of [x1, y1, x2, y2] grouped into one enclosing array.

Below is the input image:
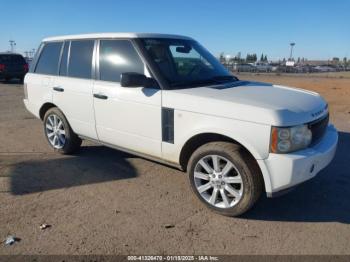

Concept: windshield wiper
[[171, 79, 218, 88], [210, 75, 239, 83]]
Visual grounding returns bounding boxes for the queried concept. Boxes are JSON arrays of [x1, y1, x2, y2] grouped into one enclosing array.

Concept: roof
[[43, 33, 193, 42], [0, 52, 22, 55]]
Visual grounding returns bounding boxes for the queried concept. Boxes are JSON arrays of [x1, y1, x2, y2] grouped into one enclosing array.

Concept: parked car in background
[[293, 65, 306, 73], [269, 63, 280, 72], [0, 53, 28, 82], [254, 62, 272, 72], [234, 63, 256, 72], [315, 65, 336, 72], [24, 33, 337, 216], [301, 65, 317, 73]]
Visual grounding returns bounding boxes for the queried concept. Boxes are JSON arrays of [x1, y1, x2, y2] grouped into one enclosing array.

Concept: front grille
[[309, 114, 329, 145]]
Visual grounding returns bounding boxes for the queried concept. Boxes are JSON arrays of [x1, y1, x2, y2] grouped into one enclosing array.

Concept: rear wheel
[[187, 142, 263, 216], [43, 108, 81, 154]]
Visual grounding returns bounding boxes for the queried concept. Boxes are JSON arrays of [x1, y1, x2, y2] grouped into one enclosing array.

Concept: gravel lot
[[0, 74, 349, 255]]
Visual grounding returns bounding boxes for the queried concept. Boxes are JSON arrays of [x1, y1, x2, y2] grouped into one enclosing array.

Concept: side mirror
[[121, 72, 157, 88]]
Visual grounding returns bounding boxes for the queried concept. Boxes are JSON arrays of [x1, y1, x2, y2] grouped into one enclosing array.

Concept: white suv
[[24, 33, 338, 216]]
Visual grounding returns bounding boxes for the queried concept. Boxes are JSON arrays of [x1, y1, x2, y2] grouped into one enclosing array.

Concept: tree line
[[219, 53, 349, 67], [220, 52, 268, 63]]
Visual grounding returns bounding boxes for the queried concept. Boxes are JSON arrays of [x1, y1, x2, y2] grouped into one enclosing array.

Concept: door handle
[[53, 86, 64, 92], [93, 93, 108, 100]]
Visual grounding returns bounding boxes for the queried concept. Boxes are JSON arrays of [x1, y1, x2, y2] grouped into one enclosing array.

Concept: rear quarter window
[[35, 42, 63, 75]]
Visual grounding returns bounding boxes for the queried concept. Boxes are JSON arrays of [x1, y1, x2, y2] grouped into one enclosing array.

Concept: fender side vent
[[162, 107, 174, 144]]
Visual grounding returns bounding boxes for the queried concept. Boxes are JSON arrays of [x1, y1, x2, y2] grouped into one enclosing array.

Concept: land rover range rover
[[23, 33, 338, 216]]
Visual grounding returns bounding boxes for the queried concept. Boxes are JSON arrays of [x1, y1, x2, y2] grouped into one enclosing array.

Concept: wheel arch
[[178, 132, 271, 193], [39, 102, 58, 120]]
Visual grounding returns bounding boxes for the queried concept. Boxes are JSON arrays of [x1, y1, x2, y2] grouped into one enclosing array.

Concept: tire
[[187, 142, 263, 217], [43, 107, 82, 154]]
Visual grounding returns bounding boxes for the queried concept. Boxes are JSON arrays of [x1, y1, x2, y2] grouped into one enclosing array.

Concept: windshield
[[141, 38, 237, 88]]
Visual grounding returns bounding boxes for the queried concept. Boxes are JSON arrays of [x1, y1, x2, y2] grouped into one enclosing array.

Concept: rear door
[[53, 40, 98, 139], [29, 42, 63, 109]]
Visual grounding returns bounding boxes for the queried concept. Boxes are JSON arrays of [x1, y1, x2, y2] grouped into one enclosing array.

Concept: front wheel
[[187, 142, 263, 217], [43, 107, 82, 154]]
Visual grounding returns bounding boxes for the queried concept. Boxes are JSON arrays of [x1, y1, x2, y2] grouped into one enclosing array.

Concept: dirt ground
[[0, 73, 349, 255]]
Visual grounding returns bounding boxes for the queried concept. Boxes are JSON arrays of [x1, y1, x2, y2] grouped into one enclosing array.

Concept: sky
[[1, 0, 349, 60]]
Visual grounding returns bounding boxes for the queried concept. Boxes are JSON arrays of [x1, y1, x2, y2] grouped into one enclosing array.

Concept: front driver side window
[[99, 40, 144, 82]]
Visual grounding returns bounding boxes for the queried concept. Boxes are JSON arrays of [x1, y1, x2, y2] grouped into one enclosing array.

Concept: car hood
[[162, 81, 328, 126]]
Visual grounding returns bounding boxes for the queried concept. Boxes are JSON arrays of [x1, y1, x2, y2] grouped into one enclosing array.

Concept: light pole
[[289, 42, 295, 60], [9, 40, 16, 53]]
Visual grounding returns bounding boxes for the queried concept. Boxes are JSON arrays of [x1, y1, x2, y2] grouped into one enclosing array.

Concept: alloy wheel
[[45, 114, 66, 149], [193, 155, 243, 208]]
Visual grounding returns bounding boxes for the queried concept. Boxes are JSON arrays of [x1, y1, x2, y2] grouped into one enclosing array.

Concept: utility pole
[[9, 40, 16, 53], [289, 42, 295, 60]]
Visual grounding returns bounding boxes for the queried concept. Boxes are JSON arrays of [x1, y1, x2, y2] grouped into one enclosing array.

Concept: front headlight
[[270, 124, 312, 153]]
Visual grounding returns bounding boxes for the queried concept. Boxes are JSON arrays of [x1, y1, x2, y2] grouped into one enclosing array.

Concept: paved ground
[[0, 74, 349, 255]]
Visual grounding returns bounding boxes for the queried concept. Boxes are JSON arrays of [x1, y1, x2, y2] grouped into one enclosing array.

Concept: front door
[[93, 39, 162, 157]]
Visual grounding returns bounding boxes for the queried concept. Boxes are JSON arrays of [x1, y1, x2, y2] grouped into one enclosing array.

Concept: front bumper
[[258, 125, 338, 197]]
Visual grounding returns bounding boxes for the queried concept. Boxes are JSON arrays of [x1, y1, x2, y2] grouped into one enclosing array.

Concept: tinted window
[[59, 42, 69, 76], [0, 54, 25, 64], [68, 40, 94, 79], [35, 42, 63, 75], [99, 40, 144, 82]]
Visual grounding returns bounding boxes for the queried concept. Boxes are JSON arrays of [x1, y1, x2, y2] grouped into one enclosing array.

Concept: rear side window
[[99, 40, 144, 82], [68, 40, 94, 79], [59, 42, 69, 76], [35, 42, 63, 75]]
